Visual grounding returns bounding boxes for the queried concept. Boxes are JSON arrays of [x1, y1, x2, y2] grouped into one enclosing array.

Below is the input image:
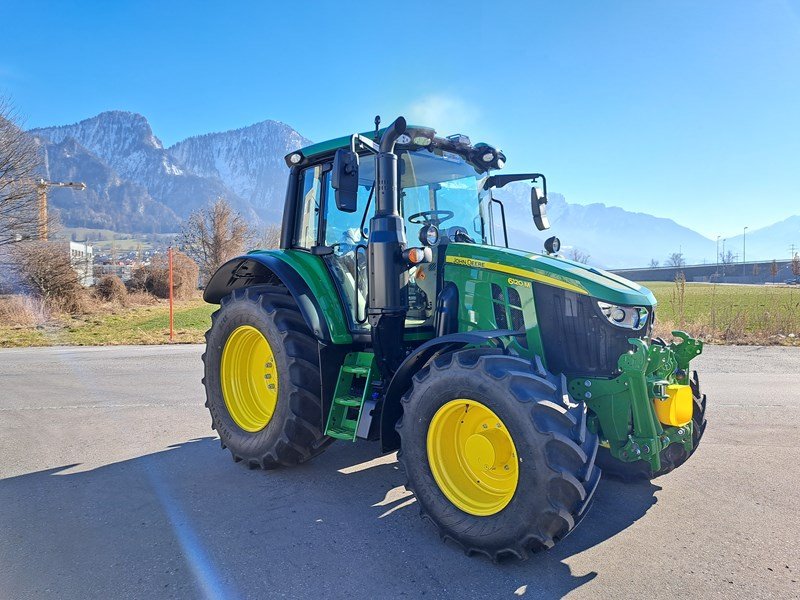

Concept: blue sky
[[2, 0, 799, 238]]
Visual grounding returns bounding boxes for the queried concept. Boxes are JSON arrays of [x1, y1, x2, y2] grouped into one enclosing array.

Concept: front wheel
[[396, 349, 600, 560]]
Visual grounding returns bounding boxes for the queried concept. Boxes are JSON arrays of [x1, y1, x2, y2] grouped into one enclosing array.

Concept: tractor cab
[[283, 125, 547, 337]]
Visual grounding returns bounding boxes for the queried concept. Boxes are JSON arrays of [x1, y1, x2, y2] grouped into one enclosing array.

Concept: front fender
[[380, 329, 523, 452], [204, 250, 352, 345]]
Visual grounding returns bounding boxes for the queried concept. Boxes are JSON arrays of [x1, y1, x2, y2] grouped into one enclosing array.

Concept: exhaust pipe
[[368, 116, 408, 377]]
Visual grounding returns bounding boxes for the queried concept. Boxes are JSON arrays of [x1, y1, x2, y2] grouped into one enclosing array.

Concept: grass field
[[644, 281, 799, 344], [0, 299, 215, 348], [1, 282, 798, 348]]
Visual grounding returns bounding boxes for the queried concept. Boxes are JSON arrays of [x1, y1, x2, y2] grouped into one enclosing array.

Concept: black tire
[[202, 285, 332, 469], [396, 349, 601, 560], [596, 369, 707, 481]]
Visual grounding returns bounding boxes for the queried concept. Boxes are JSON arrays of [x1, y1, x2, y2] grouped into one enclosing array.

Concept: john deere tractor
[[202, 116, 707, 559]]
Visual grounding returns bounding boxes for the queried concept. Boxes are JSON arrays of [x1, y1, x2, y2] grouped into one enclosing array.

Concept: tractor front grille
[[533, 283, 651, 377]]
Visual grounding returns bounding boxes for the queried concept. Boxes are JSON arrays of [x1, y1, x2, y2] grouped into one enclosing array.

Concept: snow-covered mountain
[[169, 121, 310, 224], [35, 135, 180, 232], [27, 110, 796, 267], [30, 111, 246, 224], [724, 216, 800, 262], [494, 186, 715, 268]]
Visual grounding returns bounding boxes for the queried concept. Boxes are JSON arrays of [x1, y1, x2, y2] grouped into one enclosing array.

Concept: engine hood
[[444, 244, 657, 307]]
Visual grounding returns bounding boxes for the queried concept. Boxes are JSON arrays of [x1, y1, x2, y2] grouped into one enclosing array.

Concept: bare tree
[[720, 249, 737, 265], [649, 259, 659, 268], [771, 259, 778, 283], [666, 252, 685, 267], [9, 241, 85, 313], [258, 223, 281, 249], [792, 253, 800, 277], [566, 247, 590, 264], [180, 198, 256, 283], [0, 96, 42, 246]]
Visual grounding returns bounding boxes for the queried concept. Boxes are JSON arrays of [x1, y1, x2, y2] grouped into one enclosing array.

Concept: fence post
[[168, 246, 174, 342]]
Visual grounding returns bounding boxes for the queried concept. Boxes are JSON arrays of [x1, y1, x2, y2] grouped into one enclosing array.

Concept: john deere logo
[[450, 257, 485, 269], [508, 277, 531, 288]]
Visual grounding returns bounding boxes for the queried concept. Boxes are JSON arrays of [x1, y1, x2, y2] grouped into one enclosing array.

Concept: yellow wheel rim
[[220, 325, 279, 432], [426, 399, 519, 516]]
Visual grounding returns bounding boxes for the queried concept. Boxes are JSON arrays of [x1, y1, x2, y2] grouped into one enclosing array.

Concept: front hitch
[[569, 331, 703, 472]]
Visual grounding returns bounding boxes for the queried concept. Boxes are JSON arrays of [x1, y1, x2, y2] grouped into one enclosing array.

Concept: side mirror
[[332, 148, 359, 212], [531, 176, 549, 230]]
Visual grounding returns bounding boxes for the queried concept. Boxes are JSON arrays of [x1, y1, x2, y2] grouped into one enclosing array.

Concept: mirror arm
[[490, 197, 509, 248], [484, 173, 546, 190], [350, 134, 379, 155]]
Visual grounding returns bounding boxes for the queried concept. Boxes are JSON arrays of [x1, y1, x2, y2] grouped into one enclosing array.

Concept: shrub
[[95, 275, 127, 303], [0, 294, 49, 327], [8, 241, 86, 314], [128, 250, 199, 300]]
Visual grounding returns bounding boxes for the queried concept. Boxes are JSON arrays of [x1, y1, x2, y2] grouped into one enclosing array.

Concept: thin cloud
[[406, 94, 480, 135]]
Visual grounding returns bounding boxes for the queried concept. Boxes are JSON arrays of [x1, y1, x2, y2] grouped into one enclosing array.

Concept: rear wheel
[[596, 370, 707, 481], [202, 285, 332, 469], [396, 349, 600, 560]]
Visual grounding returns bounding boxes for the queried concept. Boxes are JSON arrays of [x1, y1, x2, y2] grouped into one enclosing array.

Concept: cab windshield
[[399, 149, 494, 244]]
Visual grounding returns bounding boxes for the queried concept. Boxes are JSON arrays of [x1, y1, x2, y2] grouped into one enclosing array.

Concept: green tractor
[[202, 116, 707, 559]]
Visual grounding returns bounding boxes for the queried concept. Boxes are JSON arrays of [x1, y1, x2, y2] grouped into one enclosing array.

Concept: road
[[0, 344, 798, 599]]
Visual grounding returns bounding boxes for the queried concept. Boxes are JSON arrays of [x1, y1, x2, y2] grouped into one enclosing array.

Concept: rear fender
[[203, 251, 352, 345]]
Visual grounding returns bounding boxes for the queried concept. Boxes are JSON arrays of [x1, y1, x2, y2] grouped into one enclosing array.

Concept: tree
[[666, 252, 685, 268], [771, 259, 778, 283], [720, 249, 737, 265], [649, 259, 659, 268], [9, 241, 85, 313], [566, 247, 590, 264], [258, 223, 281, 249], [180, 198, 255, 284], [792, 253, 800, 277], [0, 96, 42, 246], [751, 262, 760, 277]]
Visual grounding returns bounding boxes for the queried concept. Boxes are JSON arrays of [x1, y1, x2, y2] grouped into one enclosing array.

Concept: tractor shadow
[[0, 437, 659, 599]]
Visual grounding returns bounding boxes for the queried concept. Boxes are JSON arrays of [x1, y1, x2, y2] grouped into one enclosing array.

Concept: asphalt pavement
[[0, 344, 798, 599]]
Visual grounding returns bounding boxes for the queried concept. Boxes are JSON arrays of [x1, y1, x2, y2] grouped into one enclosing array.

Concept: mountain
[[30, 111, 247, 225], [169, 120, 311, 224], [723, 216, 800, 262], [28, 110, 796, 267], [35, 135, 180, 232], [494, 186, 715, 268]]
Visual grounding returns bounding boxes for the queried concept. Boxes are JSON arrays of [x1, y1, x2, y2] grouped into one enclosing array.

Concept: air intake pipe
[[368, 116, 408, 377]]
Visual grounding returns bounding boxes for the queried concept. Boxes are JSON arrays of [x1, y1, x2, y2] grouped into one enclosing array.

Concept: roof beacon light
[[447, 134, 471, 146]]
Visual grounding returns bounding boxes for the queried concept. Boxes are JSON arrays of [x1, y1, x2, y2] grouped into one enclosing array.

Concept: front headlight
[[597, 302, 649, 330]]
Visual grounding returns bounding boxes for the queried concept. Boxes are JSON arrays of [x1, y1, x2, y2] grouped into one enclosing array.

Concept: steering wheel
[[408, 210, 455, 226]]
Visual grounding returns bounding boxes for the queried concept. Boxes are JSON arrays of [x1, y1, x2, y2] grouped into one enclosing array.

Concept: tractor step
[[334, 395, 363, 407], [325, 352, 376, 442]]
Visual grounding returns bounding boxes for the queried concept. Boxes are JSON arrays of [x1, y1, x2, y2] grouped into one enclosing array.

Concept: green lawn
[[1, 282, 797, 348], [0, 299, 216, 347], [641, 281, 800, 343]]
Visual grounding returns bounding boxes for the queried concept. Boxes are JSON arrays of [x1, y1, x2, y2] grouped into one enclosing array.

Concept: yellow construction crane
[[36, 178, 86, 240]]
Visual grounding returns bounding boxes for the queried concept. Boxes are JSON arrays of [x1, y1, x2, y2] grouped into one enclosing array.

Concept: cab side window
[[293, 165, 322, 248]]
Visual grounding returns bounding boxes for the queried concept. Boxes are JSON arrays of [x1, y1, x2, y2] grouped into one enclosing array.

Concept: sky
[[2, 0, 799, 238]]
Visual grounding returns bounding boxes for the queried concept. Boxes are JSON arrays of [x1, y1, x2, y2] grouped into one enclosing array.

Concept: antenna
[[374, 115, 381, 136]]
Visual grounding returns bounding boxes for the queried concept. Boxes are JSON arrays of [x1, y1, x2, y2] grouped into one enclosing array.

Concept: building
[[612, 259, 796, 285], [68, 241, 94, 286]]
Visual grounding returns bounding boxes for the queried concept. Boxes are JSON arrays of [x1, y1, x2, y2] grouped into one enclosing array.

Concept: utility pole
[[743, 226, 748, 277], [36, 179, 87, 240]]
